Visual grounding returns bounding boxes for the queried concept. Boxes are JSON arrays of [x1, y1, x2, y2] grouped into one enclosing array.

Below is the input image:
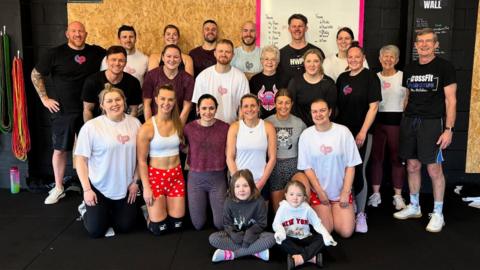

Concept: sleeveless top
[[235, 119, 268, 182], [149, 118, 180, 158]]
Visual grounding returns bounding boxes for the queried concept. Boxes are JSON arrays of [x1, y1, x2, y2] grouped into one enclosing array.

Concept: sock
[[253, 249, 269, 261], [148, 220, 168, 236], [433, 201, 443, 215], [410, 193, 420, 207], [167, 216, 183, 231], [212, 249, 234, 262]]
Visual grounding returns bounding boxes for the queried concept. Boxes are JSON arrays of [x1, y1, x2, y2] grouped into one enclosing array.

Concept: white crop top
[[149, 118, 180, 158]]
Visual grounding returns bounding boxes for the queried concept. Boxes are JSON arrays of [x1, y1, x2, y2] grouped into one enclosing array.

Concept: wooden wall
[[466, 5, 480, 173], [67, 0, 256, 56]]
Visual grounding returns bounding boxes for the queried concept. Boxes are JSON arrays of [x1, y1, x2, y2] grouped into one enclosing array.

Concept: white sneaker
[[426, 213, 445, 233], [44, 187, 65, 204], [393, 204, 422, 220], [393, 195, 407, 210], [368, 193, 382, 207]]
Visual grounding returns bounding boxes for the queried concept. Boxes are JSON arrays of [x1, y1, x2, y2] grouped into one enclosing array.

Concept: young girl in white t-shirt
[[273, 180, 337, 269]]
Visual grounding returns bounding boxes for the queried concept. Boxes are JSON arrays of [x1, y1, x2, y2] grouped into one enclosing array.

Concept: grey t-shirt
[[266, 114, 306, 159]]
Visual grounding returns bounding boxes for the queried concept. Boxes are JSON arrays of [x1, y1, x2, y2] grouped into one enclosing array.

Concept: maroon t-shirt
[[184, 120, 229, 172], [189, 46, 216, 78], [142, 67, 194, 115]]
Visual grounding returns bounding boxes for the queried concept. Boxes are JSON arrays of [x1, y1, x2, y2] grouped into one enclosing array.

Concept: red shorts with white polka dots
[[309, 191, 353, 206], [148, 165, 185, 198]]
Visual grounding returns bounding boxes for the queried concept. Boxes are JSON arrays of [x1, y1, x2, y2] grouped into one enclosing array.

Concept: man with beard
[[100, 25, 148, 86], [231, 21, 262, 80], [278, 14, 325, 87], [82, 45, 142, 122], [31, 21, 105, 204], [192, 39, 249, 124], [189, 19, 218, 78]]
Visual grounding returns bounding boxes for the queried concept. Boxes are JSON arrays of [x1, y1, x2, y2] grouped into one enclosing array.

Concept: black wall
[[0, 0, 28, 188], [0, 0, 478, 189]]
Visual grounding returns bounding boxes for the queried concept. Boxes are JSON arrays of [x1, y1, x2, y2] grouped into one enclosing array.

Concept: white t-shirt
[[377, 71, 406, 112], [101, 50, 148, 85], [75, 114, 141, 200], [323, 54, 369, 82], [231, 46, 262, 74], [297, 123, 362, 200], [192, 65, 250, 123]]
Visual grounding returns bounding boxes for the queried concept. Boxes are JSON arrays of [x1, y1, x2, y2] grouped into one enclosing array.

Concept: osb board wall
[[67, 0, 256, 56], [466, 5, 480, 173]]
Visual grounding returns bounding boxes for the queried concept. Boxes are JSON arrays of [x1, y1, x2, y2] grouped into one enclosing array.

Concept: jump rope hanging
[[12, 50, 30, 161]]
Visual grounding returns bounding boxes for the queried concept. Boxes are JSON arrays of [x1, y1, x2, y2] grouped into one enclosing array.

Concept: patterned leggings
[[209, 231, 276, 258]]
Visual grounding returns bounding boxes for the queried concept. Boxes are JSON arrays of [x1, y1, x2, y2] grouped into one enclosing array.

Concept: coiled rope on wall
[[11, 53, 30, 161], [0, 27, 13, 133]]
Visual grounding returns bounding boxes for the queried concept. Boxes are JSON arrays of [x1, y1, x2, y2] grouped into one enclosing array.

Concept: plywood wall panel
[[466, 5, 480, 173], [68, 0, 256, 55]]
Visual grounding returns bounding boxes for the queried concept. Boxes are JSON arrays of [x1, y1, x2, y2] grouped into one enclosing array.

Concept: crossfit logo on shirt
[[74, 55, 86, 64], [342, 85, 353, 95], [258, 85, 278, 111], [217, 86, 228, 95], [320, 144, 333, 155], [406, 74, 439, 92]]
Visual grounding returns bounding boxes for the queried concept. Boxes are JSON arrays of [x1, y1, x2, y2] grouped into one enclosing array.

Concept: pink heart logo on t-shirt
[[218, 86, 228, 95], [343, 85, 352, 95], [320, 144, 333, 155], [383, 81, 391, 89], [117, 134, 130, 144], [74, 55, 86, 65]]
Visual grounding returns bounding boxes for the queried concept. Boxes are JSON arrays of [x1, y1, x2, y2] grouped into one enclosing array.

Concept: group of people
[[31, 12, 456, 268]]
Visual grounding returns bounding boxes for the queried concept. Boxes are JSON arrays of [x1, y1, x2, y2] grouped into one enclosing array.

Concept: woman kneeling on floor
[[76, 84, 141, 238], [137, 84, 185, 235], [298, 99, 362, 238], [209, 169, 276, 262]]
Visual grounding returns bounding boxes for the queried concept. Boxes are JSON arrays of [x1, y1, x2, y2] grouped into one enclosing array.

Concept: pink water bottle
[[10, 166, 20, 194]]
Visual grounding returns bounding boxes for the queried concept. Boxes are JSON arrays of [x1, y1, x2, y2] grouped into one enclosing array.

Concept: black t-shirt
[[35, 43, 106, 113], [82, 71, 142, 117], [189, 46, 216, 78], [249, 72, 282, 119], [288, 74, 337, 127], [402, 57, 456, 118], [278, 43, 325, 87], [336, 68, 382, 135]]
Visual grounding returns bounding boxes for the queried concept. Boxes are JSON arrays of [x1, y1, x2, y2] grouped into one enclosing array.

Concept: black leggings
[[83, 186, 137, 238], [279, 234, 324, 261]]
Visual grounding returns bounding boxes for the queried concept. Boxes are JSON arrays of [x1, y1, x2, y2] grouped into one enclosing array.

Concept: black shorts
[[51, 112, 83, 151], [399, 116, 444, 164]]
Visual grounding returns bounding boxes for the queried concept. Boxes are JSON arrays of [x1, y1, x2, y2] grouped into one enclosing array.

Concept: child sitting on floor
[[209, 169, 275, 262], [273, 180, 337, 269]]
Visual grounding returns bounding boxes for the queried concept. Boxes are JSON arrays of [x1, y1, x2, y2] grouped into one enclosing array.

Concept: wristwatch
[[444, 126, 455, 132]]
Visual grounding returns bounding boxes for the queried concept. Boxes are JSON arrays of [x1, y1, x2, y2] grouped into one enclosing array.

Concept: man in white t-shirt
[[192, 39, 250, 123], [231, 21, 262, 80], [101, 25, 148, 85]]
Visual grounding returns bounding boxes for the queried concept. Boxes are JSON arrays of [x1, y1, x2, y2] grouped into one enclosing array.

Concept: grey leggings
[[209, 231, 276, 258], [354, 134, 372, 213], [187, 170, 227, 230]]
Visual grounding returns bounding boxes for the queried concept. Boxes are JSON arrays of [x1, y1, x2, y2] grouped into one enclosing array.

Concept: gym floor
[[1, 188, 479, 270]]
